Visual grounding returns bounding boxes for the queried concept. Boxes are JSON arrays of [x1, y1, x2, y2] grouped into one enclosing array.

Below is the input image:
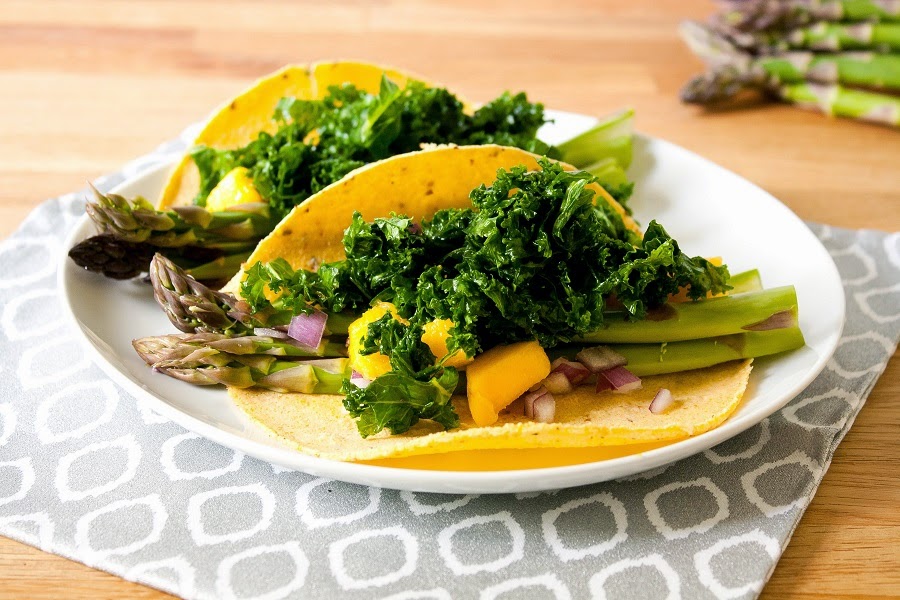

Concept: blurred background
[[0, 1, 897, 598]]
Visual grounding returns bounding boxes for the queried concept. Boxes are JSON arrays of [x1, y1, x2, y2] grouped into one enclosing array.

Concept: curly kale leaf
[[342, 314, 459, 437]]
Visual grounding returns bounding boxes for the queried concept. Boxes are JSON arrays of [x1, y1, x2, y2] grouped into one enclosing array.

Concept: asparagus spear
[[584, 157, 635, 211], [734, 22, 900, 52], [680, 21, 900, 102], [779, 82, 900, 125], [149, 254, 355, 336], [133, 333, 349, 393], [578, 286, 800, 344], [68, 234, 158, 280], [86, 186, 278, 248], [150, 254, 257, 334], [70, 186, 279, 282], [68, 233, 251, 284], [553, 326, 805, 376], [717, 0, 900, 32], [557, 108, 635, 170], [683, 67, 900, 123], [132, 332, 347, 362], [727, 269, 762, 294]]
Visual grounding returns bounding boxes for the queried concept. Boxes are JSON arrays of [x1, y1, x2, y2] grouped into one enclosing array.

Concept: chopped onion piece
[[550, 358, 591, 385], [599, 366, 642, 394], [542, 371, 573, 395], [253, 327, 289, 339], [287, 309, 328, 350], [349, 370, 371, 389], [532, 394, 556, 423], [649, 388, 674, 413], [595, 375, 612, 393], [349, 377, 371, 389], [576, 345, 628, 373], [522, 386, 548, 419]]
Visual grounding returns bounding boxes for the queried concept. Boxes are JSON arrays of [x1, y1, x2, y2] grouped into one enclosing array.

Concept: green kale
[[192, 76, 553, 217], [342, 314, 459, 437]]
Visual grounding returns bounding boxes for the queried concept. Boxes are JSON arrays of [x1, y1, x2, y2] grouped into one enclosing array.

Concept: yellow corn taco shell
[[221, 145, 638, 294], [231, 360, 751, 462], [157, 61, 434, 209]]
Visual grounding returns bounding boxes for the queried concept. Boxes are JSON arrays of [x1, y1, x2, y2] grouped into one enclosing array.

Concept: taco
[[158, 61, 430, 209], [141, 145, 801, 463]]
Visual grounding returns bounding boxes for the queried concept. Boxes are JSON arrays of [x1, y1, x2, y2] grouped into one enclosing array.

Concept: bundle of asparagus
[[681, 0, 900, 127]]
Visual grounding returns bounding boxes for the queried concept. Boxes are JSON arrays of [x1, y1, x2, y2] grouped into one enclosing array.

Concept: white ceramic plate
[[60, 111, 844, 494]]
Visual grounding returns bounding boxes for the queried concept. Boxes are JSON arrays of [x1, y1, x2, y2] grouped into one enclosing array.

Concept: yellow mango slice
[[205, 167, 263, 212], [347, 302, 405, 381], [422, 319, 472, 369], [466, 341, 551, 427], [159, 65, 315, 209]]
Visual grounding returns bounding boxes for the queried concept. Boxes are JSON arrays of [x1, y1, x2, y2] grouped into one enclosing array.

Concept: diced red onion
[[595, 375, 612, 393], [253, 327, 290, 339], [550, 358, 591, 385], [649, 388, 674, 414], [598, 366, 642, 394], [349, 370, 371, 389], [542, 371, 573, 395], [576, 346, 628, 373], [522, 386, 549, 419], [287, 309, 328, 350], [532, 394, 556, 423], [528, 381, 544, 392], [349, 376, 371, 389]]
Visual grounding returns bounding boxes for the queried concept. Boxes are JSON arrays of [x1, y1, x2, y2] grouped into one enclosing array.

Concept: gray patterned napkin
[[0, 140, 898, 599]]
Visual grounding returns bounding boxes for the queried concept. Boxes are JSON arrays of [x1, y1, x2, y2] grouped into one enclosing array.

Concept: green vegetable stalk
[[557, 108, 634, 170], [68, 186, 277, 282], [577, 286, 799, 344], [133, 333, 349, 393], [717, 0, 900, 32], [779, 82, 900, 126], [741, 22, 900, 52], [553, 327, 805, 376]]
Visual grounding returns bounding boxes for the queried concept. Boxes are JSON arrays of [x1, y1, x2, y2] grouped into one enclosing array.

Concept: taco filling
[[135, 146, 804, 461]]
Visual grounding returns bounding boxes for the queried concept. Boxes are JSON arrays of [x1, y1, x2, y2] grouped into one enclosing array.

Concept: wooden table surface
[[1, 1, 898, 598]]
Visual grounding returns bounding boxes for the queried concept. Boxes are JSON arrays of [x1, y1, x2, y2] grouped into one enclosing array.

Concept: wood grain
[[0, 1, 898, 598]]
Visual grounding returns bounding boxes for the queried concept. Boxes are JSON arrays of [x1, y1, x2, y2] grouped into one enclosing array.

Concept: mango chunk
[[466, 341, 551, 426], [422, 319, 473, 369], [206, 167, 263, 212], [347, 302, 404, 381]]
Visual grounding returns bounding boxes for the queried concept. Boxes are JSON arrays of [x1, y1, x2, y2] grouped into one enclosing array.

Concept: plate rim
[[58, 125, 845, 493]]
